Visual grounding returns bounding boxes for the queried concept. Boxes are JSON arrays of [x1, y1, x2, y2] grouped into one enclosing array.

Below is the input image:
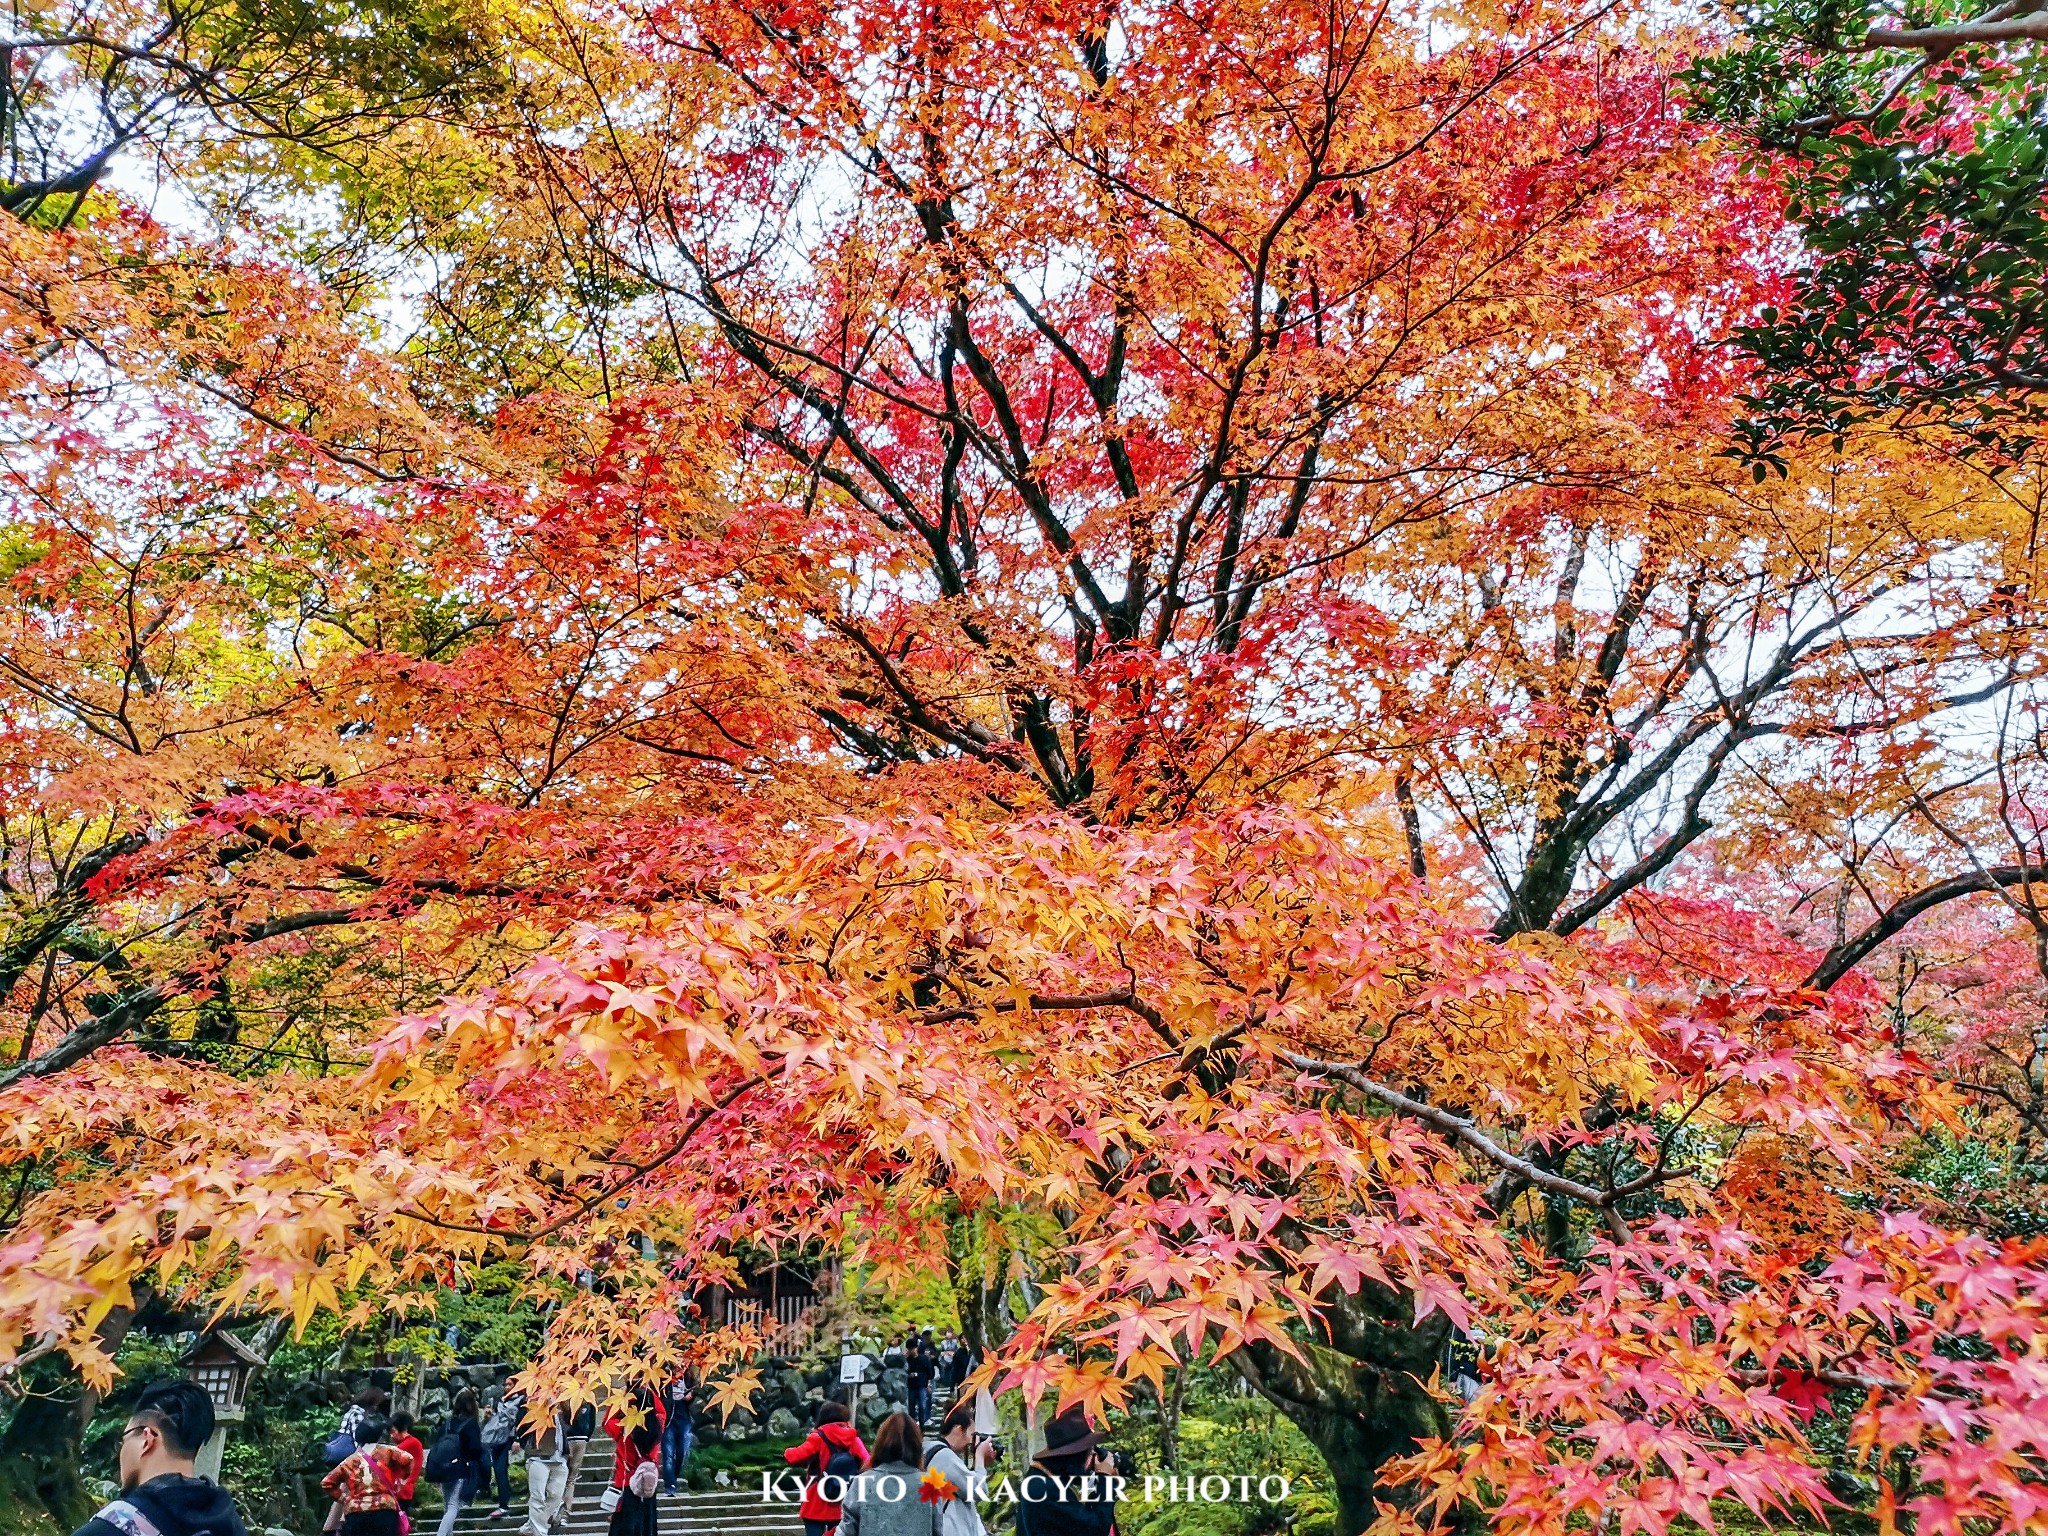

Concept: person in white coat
[[518, 1405, 571, 1536]]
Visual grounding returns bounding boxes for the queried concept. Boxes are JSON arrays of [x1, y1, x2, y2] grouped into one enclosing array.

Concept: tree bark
[[944, 1206, 1014, 1363], [1158, 1364, 1188, 1472], [1232, 1285, 1455, 1536]]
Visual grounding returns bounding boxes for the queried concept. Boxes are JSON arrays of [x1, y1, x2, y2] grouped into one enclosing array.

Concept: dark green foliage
[[1688, 0, 2048, 460], [1895, 1124, 2048, 1237], [408, 1260, 550, 1367]]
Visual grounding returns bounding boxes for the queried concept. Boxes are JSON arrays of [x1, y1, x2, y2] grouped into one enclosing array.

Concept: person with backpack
[[921, 1403, 992, 1536], [333, 1390, 389, 1459], [320, 1416, 417, 1536], [325, 1389, 391, 1534], [427, 1390, 486, 1536], [388, 1413, 425, 1522], [904, 1345, 934, 1427], [479, 1389, 523, 1520], [560, 1402, 598, 1517], [602, 1393, 665, 1536], [782, 1401, 866, 1536], [71, 1380, 251, 1536], [943, 1343, 975, 1394], [517, 1401, 571, 1536]]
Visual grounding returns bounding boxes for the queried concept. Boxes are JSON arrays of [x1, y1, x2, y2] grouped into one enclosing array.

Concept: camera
[[1109, 1448, 1137, 1480]]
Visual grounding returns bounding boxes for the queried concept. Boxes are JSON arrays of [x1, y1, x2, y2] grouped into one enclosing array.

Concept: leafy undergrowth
[[1119, 1398, 1338, 1536]]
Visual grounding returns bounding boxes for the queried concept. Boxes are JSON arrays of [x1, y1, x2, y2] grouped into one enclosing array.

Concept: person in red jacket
[[782, 1403, 867, 1536], [387, 1413, 425, 1520], [602, 1393, 666, 1536]]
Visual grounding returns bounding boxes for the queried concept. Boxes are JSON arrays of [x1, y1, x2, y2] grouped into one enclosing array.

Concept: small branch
[[916, 989, 1177, 1051], [1283, 1053, 1635, 1241], [1806, 864, 2048, 991], [0, 983, 170, 1092], [1730, 1365, 1943, 1398], [1790, 54, 1932, 133], [0, 908, 373, 1094], [1859, 16, 2048, 50]]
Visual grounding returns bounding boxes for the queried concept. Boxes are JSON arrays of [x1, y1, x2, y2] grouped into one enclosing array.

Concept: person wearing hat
[[1013, 1411, 1117, 1536]]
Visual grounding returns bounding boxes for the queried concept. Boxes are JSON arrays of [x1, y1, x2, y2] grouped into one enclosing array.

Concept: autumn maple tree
[[2, 0, 2047, 1531]]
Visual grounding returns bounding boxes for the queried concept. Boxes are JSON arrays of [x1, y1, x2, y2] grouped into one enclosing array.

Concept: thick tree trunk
[[1234, 1285, 1455, 1536], [945, 1208, 1007, 1362], [0, 1306, 140, 1536], [0, 1367, 99, 1536]]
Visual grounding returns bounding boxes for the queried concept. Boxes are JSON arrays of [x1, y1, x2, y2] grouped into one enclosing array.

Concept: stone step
[[450, 1492, 798, 1517], [444, 1491, 802, 1536]]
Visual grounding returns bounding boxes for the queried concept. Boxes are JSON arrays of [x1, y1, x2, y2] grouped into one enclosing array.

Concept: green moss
[[683, 1438, 804, 1492], [0, 1458, 68, 1536], [846, 1264, 961, 1337]]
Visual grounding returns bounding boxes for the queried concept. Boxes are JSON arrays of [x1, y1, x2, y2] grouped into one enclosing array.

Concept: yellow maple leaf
[[704, 1368, 761, 1423]]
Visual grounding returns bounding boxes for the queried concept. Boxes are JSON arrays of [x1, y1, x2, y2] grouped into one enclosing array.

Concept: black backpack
[[817, 1437, 862, 1481], [422, 1429, 462, 1485]]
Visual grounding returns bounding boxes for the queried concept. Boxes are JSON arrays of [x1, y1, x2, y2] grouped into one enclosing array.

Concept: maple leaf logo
[[919, 1467, 956, 1504]]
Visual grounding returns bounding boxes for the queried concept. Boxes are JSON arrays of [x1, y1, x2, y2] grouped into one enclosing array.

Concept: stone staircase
[[442, 1380, 968, 1536], [451, 1441, 801, 1536]]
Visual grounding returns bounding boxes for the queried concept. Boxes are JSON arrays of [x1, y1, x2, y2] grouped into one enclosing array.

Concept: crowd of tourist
[[71, 1333, 1118, 1536]]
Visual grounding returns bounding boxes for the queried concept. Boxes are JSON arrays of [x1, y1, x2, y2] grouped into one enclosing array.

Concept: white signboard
[[839, 1355, 867, 1383], [972, 1387, 998, 1435]]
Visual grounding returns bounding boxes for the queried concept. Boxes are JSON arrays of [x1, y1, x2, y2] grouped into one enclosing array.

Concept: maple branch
[[0, 830, 147, 998], [916, 989, 1177, 1051], [392, 1075, 769, 1243], [1955, 1077, 2048, 1139], [622, 733, 761, 775], [830, 623, 1030, 770], [181, 374, 411, 483], [1548, 721, 1777, 936], [1281, 1053, 1634, 1241], [1806, 863, 2048, 990], [1498, 590, 1883, 937], [221, 817, 527, 900], [0, 981, 172, 1093], [942, 298, 1122, 634], [0, 907, 371, 1094], [0, 133, 130, 216]]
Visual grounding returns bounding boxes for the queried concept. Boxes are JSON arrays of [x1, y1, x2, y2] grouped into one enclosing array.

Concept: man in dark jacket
[[905, 1343, 935, 1425], [73, 1380, 251, 1536], [1014, 1411, 1117, 1536]]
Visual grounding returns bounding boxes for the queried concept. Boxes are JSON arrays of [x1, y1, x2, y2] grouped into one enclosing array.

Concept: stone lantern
[[182, 1329, 265, 1482]]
